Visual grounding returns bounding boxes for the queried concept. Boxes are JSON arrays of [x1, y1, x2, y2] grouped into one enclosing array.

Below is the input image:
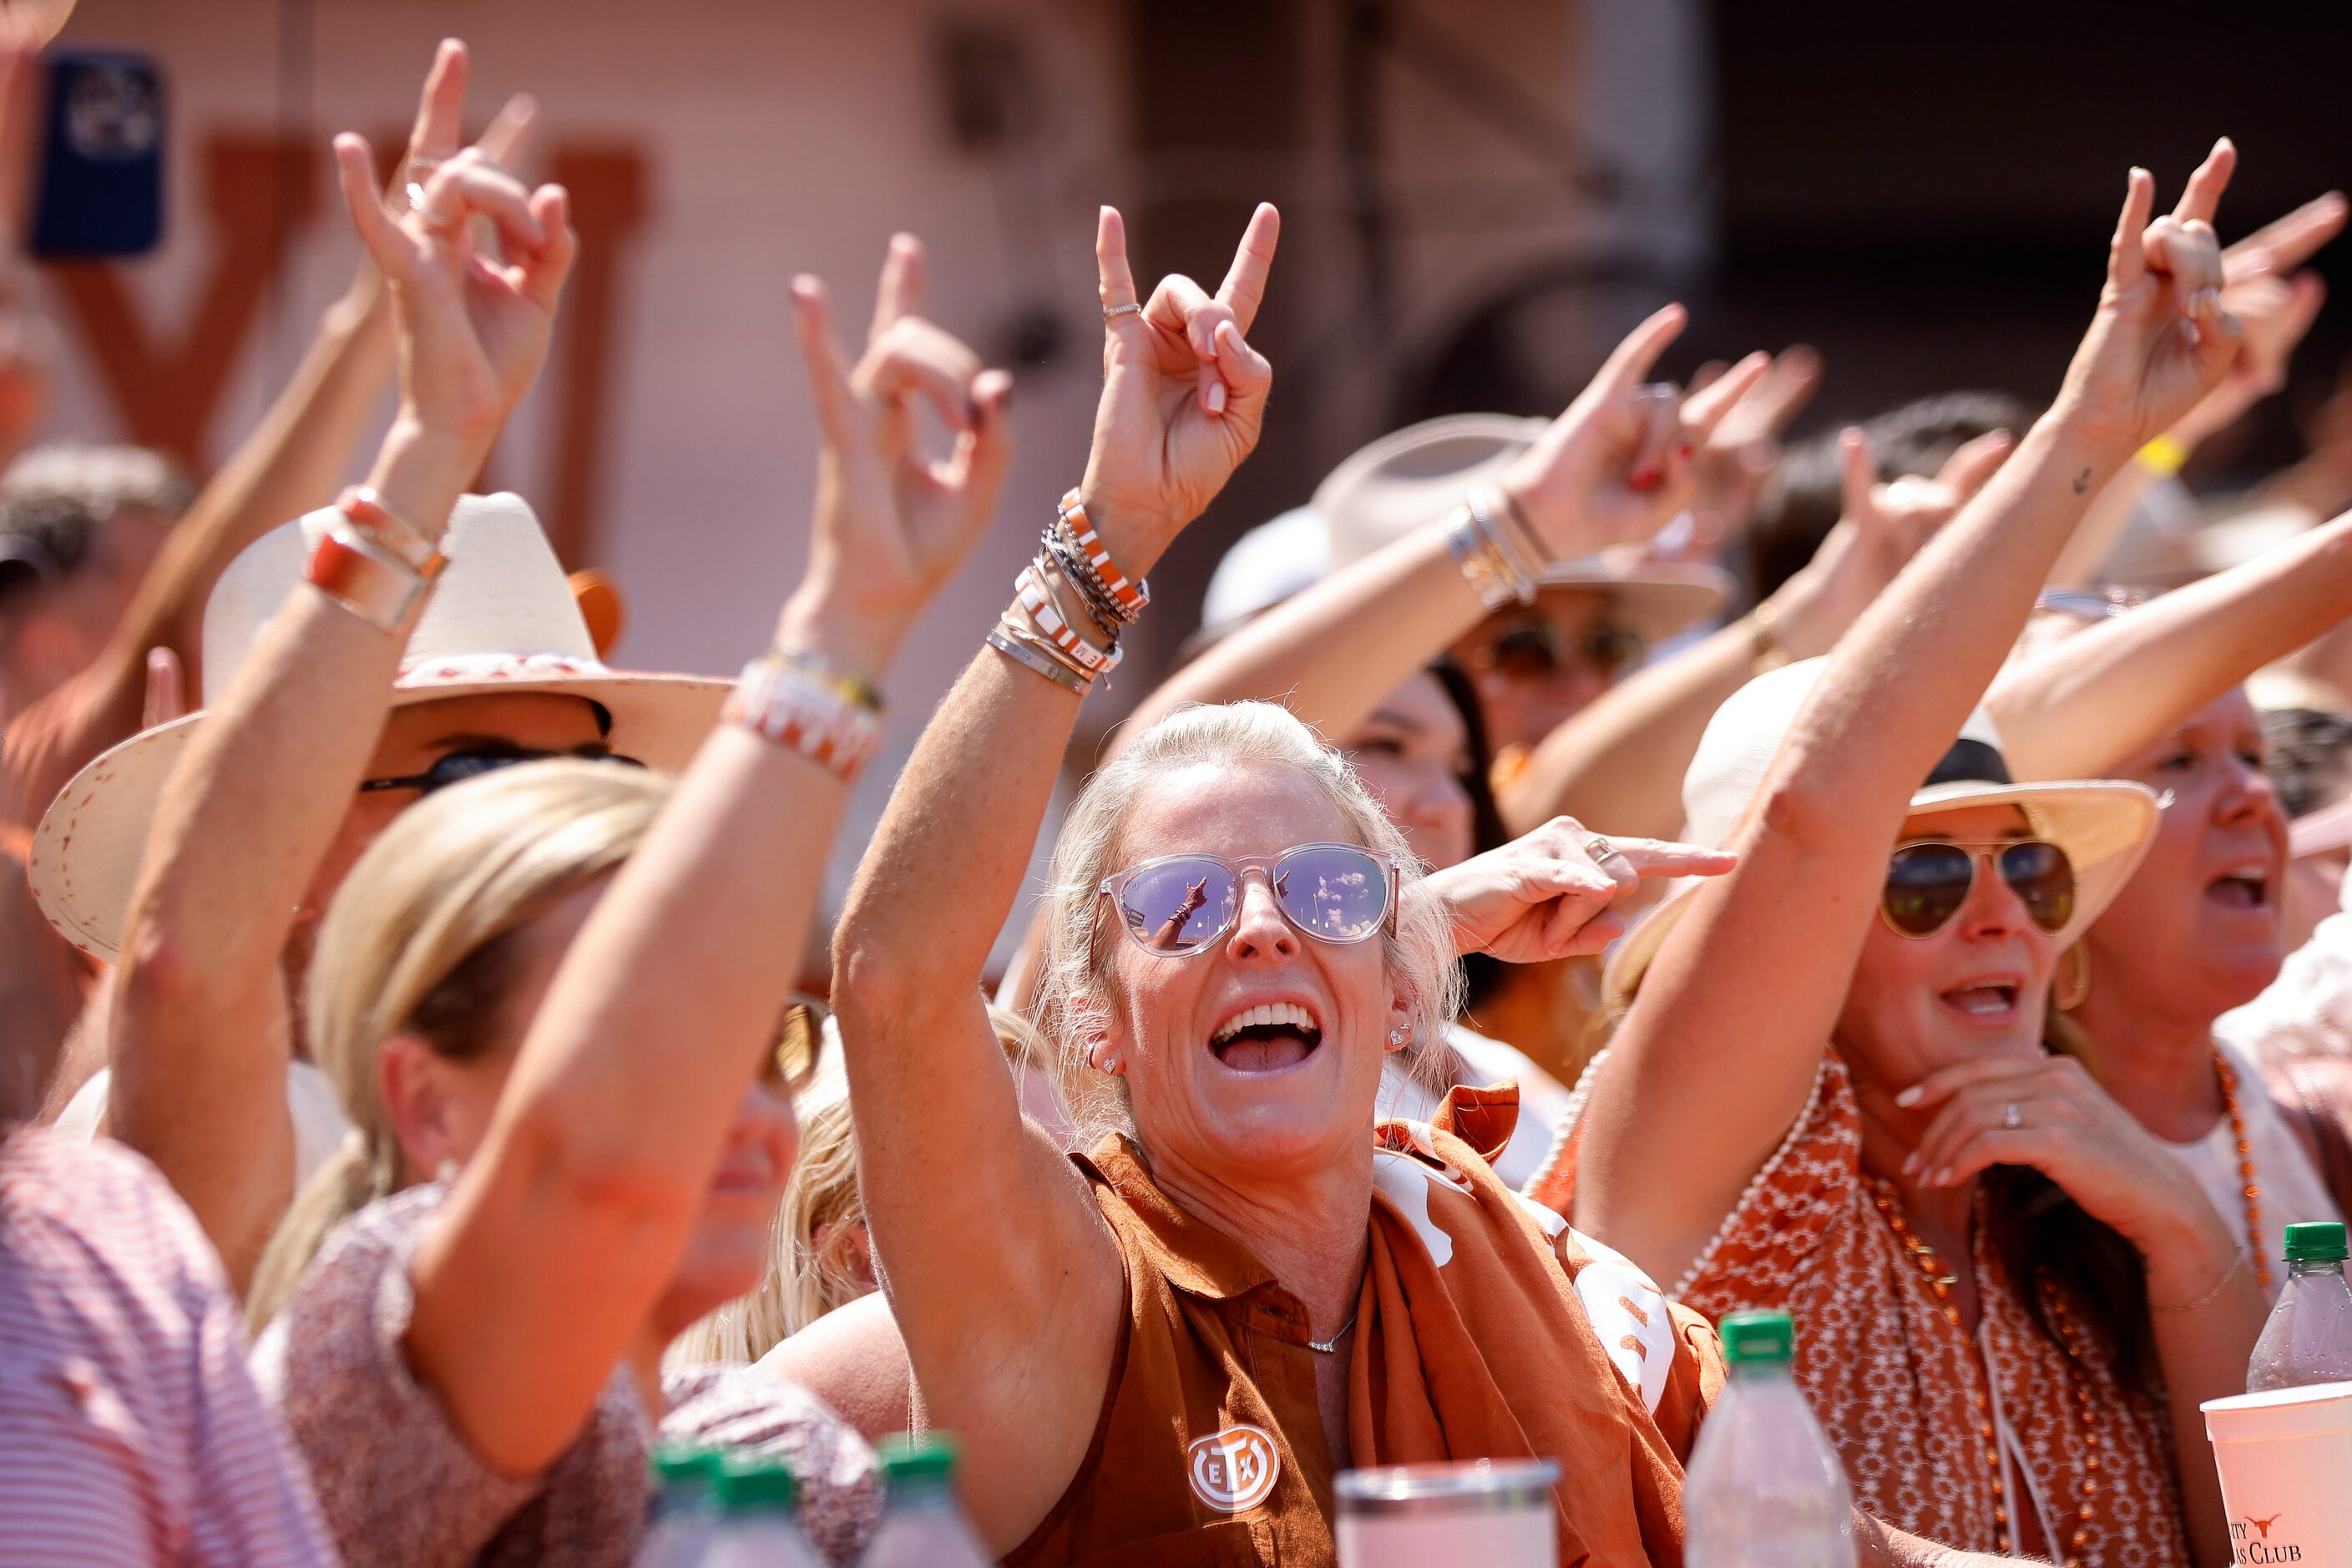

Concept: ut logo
[[2248, 1515, 2284, 1539], [1186, 1424, 1281, 1512]]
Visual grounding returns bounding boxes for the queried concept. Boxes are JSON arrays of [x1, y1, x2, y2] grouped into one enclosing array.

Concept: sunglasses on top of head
[[359, 742, 646, 797], [1880, 837, 2076, 940], [1098, 842, 1401, 959]]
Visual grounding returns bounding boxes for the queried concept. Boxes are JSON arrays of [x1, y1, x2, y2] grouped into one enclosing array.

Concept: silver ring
[[1584, 833, 1626, 867], [1102, 302, 1144, 321], [2002, 1101, 2022, 1131]]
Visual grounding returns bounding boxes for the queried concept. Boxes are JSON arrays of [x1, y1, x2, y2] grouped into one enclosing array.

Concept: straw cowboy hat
[[29, 493, 729, 961], [1606, 656, 2161, 998], [1314, 413, 1732, 648]]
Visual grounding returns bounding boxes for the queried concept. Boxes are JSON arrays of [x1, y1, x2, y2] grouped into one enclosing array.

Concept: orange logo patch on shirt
[[1187, 1424, 1280, 1512]]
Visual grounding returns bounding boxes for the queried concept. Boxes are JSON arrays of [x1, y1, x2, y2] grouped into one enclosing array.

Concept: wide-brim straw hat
[[1606, 656, 2161, 999], [1314, 413, 1732, 648], [29, 493, 729, 961]]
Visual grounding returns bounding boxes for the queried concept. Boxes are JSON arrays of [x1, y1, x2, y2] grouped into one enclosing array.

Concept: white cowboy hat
[[1606, 656, 2161, 996], [28, 493, 729, 961], [1313, 412, 1732, 649]]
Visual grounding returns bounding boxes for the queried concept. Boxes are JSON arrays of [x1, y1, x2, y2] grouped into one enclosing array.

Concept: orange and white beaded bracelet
[[723, 653, 885, 781], [1054, 490, 1150, 620]]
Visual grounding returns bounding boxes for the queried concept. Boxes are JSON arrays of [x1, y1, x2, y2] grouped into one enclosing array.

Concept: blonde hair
[[1033, 701, 1462, 1147], [246, 759, 669, 1329]]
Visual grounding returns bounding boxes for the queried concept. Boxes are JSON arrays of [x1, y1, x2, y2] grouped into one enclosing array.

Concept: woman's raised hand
[[1078, 203, 1279, 574], [2055, 139, 2243, 455], [331, 43, 575, 456], [1496, 306, 1769, 560], [784, 235, 1012, 670], [1419, 816, 1735, 965]]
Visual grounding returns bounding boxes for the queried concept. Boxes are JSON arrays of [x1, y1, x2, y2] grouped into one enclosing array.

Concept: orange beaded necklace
[[2212, 1047, 2271, 1295], [1869, 1181, 2015, 1557]]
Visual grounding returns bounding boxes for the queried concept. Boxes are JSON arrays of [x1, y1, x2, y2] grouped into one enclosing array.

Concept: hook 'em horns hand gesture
[[1079, 202, 1280, 574], [2057, 138, 2243, 455]]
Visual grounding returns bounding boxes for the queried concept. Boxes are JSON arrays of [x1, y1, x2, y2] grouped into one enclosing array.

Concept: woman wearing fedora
[[1550, 147, 2267, 1565]]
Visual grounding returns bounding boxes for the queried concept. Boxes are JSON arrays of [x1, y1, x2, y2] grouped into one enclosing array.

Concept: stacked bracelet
[[1444, 501, 1536, 609], [724, 651, 885, 781], [336, 484, 443, 574], [305, 518, 446, 634], [1015, 564, 1117, 673], [1053, 491, 1149, 623]]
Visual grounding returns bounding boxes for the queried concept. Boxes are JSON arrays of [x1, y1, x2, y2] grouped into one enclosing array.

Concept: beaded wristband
[[1055, 491, 1150, 620], [723, 655, 884, 781], [336, 485, 443, 575], [774, 646, 884, 714], [1014, 564, 1119, 673], [304, 521, 442, 634], [986, 625, 1091, 695], [1039, 527, 1125, 638]]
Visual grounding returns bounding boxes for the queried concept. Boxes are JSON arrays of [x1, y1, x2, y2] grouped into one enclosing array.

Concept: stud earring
[[434, 1156, 459, 1184], [1388, 1027, 1408, 1046]]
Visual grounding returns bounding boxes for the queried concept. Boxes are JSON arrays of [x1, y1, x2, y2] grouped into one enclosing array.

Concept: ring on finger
[[2002, 1100, 2023, 1131], [1102, 302, 1144, 322], [1584, 833, 1627, 868]]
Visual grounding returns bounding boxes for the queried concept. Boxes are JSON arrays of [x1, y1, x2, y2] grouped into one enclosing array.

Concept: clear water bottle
[[1685, 1309, 1857, 1568], [2248, 1222, 2352, 1393], [857, 1435, 989, 1567], [701, 1454, 822, 1568], [635, 1445, 722, 1567]]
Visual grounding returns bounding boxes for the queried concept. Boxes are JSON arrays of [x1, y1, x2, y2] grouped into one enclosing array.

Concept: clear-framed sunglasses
[[1098, 842, 1400, 958]]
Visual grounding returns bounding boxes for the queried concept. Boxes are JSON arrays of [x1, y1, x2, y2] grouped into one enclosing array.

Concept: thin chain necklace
[[1306, 1308, 1358, 1354], [2212, 1046, 2272, 1295], [1870, 1180, 2012, 1557]]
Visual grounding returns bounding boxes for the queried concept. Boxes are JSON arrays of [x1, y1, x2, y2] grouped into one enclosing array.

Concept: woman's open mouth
[[1937, 981, 2021, 1024], [1209, 1001, 1324, 1074], [2205, 862, 2273, 912]]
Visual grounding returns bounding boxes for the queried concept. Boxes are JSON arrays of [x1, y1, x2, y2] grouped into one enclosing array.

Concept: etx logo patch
[[1187, 1424, 1280, 1512]]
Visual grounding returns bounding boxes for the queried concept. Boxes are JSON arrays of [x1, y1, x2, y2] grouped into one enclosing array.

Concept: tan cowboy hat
[[1606, 657, 2161, 998], [1313, 412, 1732, 649], [28, 493, 729, 961]]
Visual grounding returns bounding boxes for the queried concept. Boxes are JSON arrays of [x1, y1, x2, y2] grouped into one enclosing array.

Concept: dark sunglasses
[[1474, 619, 1648, 684], [359, 743, 646, 797], [1881, 838, 2076, 939], [1098, 842, 1400, 959]]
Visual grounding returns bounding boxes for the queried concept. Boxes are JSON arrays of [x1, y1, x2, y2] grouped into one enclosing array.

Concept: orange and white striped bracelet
[[1014, 564, 1120, 674], [1055, 490, 1149, 620], [723, 654, 884, 781]]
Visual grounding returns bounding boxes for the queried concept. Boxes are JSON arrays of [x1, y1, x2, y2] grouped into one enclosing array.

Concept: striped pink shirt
[[0, 1125, 339, 1565]]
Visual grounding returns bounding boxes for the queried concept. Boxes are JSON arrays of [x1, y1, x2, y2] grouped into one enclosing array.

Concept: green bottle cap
[[649, 1444, 722, 1486], [1718, 1308, 1796, 1365], [715, 1455, 798, 1510], [878, 1434, 960, 1485], [2284, 1222, 2349, 1262]]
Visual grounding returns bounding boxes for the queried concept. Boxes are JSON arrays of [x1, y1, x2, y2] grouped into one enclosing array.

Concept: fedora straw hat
[[1314, 412, 1732, 649], [29, 493, 729, 961], [1606, 657, 2160, 998]]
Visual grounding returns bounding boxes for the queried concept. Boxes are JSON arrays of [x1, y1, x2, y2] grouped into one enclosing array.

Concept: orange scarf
[[1355, 1086, 1718, 1565]]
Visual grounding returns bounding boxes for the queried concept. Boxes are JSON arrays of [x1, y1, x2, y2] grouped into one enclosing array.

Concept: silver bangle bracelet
[[986, 626, 1090, 696]]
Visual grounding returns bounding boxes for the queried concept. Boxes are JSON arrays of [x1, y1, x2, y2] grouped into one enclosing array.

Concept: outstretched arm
[[1994, 505, 2352, 782], [1499, 427, 2012, 841], [1108, 330, 1766, 756], [1575, 147, 2244, 1286], [832, 205, 1277, 1551], [406, 230, 1009, 1475], [108, 57, 573, 1292]]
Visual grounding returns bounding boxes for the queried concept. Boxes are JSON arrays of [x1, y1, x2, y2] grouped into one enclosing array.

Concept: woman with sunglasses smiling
[[1551, 149, 2267, 1565], [829, 206, 2023, 1567]]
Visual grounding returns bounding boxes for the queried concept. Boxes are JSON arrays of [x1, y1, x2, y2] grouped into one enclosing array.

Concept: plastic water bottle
[[1685, 1309, 1857, 1568], [2248, 1222, 2352, 1393], [635, 1445, 722, 1567], [700, 1454, 822, 1568], [857, 1435, 989, 1567]]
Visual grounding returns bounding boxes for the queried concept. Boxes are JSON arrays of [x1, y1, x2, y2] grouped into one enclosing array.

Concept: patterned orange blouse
[[1672, 1051, 2188, 1567]]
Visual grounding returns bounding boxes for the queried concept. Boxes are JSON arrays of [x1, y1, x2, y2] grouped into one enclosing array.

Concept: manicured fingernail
[[1206, 379, 1227, 415], [1894, 1085, 1922, 1108], [1676, 439, 1694, 462], [1629, 467, 1660, 492], [1931, 1167, 1951, 1186], [1901, 1152, 1919, 1177]]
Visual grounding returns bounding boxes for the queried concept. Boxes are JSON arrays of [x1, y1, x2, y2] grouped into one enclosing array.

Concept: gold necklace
[[2212, 1047, 2271, 1295]]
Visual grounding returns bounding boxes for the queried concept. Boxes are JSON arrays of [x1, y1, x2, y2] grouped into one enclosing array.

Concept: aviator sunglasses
[[1880, 837, 2076, 939], [1469, 617, 1648, 685], [359, 742, 646, 797], [1099, 842, 1400, 958]]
